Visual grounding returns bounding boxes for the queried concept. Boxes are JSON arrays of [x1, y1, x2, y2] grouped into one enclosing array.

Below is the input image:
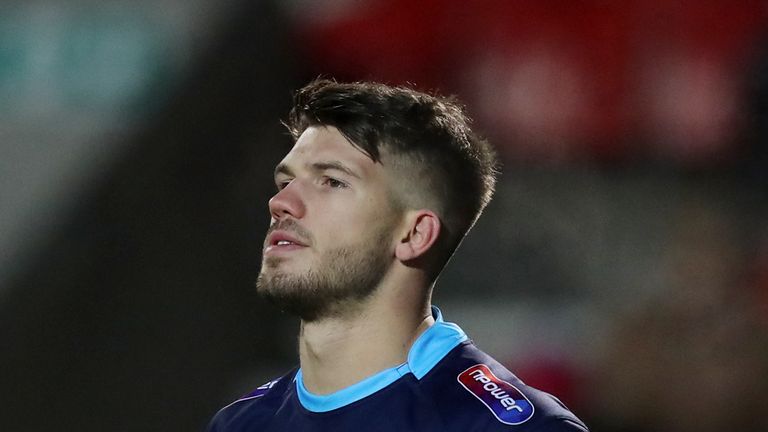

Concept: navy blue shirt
[[208, 308, 588, 431]]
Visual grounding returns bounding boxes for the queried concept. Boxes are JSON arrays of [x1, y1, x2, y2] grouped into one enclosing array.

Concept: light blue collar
[[295, 306, 468, 412]]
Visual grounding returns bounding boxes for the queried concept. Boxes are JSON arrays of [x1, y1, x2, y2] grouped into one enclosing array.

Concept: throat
[[298, 310, 434, 395]]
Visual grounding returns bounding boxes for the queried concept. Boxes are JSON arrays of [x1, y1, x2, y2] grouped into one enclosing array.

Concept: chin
[[264, 251, 314, 266], [261, 259, 311, 279]]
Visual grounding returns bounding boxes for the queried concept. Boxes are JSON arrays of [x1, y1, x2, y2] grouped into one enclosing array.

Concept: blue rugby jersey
[[207, 308, 588, 431]]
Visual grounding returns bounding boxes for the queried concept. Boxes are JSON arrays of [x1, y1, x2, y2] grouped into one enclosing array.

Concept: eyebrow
[[310, 161, 361, 179], [274, 160, 361, 179], [274, 163, 294, 179]]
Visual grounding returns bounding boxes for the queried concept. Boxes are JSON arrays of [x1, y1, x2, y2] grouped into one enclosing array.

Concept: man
[[207, 80, 588, 431]]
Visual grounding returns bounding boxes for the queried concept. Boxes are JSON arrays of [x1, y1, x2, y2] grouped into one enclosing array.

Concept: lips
[[264, 229, 309, 255], [267, 230, 307, 246]]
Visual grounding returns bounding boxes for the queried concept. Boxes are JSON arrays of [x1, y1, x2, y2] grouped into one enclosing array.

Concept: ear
[[395, 210, 441, 262]]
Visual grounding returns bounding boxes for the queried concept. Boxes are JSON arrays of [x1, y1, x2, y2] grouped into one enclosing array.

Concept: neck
[[298, 287, 433, 395]]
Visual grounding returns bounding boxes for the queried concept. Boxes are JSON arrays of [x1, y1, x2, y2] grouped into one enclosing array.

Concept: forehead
[[279, 126, 379, 177]]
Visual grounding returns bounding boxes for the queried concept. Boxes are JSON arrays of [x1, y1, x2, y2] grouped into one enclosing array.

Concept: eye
[[276, 179, 292, 191], [322, 177, 348, 189]]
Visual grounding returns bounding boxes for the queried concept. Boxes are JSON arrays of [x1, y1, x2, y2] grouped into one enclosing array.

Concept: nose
[[268, 181, 306, 220]]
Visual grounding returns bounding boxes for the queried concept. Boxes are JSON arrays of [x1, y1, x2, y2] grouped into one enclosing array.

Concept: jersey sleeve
[[534, 417, 589, 431], [205, 373, 292, 432]]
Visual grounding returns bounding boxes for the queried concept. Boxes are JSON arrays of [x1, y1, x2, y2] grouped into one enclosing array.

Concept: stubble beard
[[256, 229, 392, 322]]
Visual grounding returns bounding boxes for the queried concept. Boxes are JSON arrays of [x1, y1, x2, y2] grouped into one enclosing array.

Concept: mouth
[[264, 230, 309, 255]]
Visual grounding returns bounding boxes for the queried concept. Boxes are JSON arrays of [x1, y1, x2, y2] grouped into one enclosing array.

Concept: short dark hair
[[285, 79, 498, 270]]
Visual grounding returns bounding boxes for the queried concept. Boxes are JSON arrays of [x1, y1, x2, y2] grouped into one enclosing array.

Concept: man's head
[[257, 79, 498, 321]]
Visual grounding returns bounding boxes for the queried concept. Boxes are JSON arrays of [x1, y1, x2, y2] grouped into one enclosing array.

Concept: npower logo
[[457, 364, 535, 425]]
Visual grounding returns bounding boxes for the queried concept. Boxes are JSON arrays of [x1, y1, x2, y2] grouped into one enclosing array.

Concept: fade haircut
[[285, 79, 498, 273]]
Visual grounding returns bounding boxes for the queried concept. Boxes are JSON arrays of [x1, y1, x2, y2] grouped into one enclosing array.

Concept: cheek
[[308, 193, 399, 243], [313, 216, 383, 252]]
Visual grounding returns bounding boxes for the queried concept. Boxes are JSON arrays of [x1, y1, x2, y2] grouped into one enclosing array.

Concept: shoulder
[[508, 384, 590, 431], [206, 370, 296, 432], [424, 343, 588, 431]]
